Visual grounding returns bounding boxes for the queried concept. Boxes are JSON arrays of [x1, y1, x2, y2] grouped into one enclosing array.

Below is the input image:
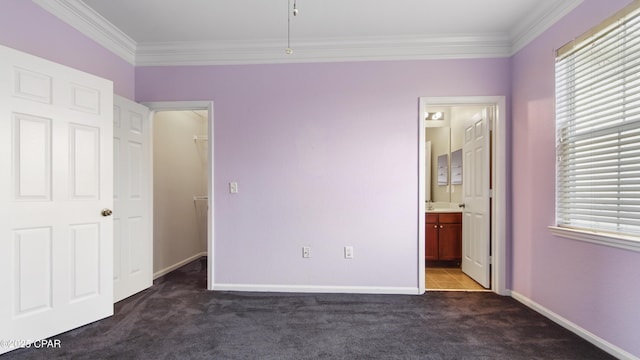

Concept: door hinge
[[489, 255, 492, 265]]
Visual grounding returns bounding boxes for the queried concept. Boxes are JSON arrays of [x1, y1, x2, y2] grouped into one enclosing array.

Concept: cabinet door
[[425, 214, 438, 261], [438, 223, 462, 261]]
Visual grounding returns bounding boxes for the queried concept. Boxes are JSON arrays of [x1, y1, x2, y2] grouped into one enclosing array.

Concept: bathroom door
[[0, 44, 114, 354], [461, 107, 491, 288]]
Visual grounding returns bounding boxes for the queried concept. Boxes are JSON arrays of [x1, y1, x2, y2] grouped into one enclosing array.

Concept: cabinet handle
[[433, 225, 438, 228], [440, 225, 444, 229]]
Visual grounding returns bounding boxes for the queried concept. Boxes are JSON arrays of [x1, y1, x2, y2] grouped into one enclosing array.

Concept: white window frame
[[550, 1, 640, 253]]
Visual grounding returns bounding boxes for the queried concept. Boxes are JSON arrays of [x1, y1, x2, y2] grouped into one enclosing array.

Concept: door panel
[[0, 44, 113, 355], [113, 96, 152, 303], [14, 114, 52, 200], [14, 227, 52, 315], [70, 223, 101, 300], [461, 107, 491, 288], [70, 124, 101, 198], [14, 67, 52, 103]]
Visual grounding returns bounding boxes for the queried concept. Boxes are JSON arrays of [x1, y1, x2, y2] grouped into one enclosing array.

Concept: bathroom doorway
[[418, 97, 507, 295]]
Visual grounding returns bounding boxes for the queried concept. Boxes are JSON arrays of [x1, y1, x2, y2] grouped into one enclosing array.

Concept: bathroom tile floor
[[425, 267, 488, 291]]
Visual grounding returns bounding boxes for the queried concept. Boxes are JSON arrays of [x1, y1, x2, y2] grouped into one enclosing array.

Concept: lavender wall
[[6, 0, 635, 354], [511, 0, 640, 356], [136, 59, 509, 289], [0, 0, 135, 99]]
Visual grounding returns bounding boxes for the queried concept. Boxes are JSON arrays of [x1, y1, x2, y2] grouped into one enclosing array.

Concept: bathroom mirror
[[424, 106, 464, 204]]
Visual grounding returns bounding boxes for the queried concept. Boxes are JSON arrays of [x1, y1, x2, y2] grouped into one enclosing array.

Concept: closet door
[[113, 95, 152, 303]]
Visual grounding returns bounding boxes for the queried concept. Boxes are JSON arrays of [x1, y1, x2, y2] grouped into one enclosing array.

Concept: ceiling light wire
[[285, 0, 295, 54]]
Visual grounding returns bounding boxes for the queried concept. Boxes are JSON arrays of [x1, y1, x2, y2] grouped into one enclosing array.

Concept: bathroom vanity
[[425, 211, 462, 264]]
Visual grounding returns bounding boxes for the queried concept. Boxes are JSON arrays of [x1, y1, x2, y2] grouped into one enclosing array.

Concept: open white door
[[113, 96, 152, 302], [0, 45, 113, 354], [461, 107, 491, 288]]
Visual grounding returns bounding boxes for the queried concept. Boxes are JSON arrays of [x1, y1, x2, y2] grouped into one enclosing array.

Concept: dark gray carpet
[[5, 258, 614, 359]]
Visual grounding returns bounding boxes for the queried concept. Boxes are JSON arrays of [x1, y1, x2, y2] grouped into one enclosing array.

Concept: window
[[552, 2, 640, 250]]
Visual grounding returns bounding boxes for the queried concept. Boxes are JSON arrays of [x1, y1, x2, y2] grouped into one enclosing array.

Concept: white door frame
[[142, 101, 215, 290], [418, 96, 508, 296]]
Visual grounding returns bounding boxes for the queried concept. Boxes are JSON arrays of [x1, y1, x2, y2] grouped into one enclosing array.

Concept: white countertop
[[426, 208, 462, 213], [425, 202, 463, 213]]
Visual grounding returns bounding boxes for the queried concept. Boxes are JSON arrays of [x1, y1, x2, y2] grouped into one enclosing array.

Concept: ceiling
[[34, 0, 583, 66]]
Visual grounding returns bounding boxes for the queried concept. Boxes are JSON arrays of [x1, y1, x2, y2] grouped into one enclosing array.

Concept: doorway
[[152, 110, 209, 280], [143, 101, 215, 290], [418, 97, 507, 295], [423, 105, 488, 291]]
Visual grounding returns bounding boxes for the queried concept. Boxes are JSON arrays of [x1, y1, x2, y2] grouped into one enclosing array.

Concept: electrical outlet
[[302, 246, 310, 258], [229, 181, 238, 194], [344, 246, 354, 259]]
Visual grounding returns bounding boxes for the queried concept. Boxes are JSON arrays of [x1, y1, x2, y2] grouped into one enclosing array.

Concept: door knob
[[101, 208, 113, 217], [458, 203, 466, 208]]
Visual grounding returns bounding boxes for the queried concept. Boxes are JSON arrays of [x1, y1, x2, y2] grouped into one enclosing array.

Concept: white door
[[461, 107, 491, 288], [113, 96, 152, 302], [0, 45, 113, 354]]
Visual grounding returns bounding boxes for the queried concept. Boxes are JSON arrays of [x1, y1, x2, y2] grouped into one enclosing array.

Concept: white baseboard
[[213, 283, 420, 295], [511, 291, 638, 360], [153, 252, 207, 279]]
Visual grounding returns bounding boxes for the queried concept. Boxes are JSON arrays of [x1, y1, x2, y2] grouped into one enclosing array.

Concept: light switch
[[229, 182, 238, 194], [344, 246, 354, 259]]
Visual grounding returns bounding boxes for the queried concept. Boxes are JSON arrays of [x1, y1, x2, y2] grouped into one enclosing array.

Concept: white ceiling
[[34, 0, 583, 65]]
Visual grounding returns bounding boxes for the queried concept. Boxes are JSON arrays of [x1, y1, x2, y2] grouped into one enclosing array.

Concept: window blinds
[[555, 2, 640, 237]]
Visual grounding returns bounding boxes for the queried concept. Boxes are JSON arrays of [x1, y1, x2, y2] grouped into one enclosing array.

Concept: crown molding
[[509, 0, 584, 55], [32, 0, 137, 65], [135, 34, 512, 66], [33, 0, 583, 66]]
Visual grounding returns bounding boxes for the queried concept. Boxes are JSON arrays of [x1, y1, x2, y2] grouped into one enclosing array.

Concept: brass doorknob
[[101, 208, 113, 217]]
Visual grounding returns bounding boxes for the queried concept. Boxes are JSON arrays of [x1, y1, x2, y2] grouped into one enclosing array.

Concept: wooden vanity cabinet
[[425, 212, 462, 262]]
